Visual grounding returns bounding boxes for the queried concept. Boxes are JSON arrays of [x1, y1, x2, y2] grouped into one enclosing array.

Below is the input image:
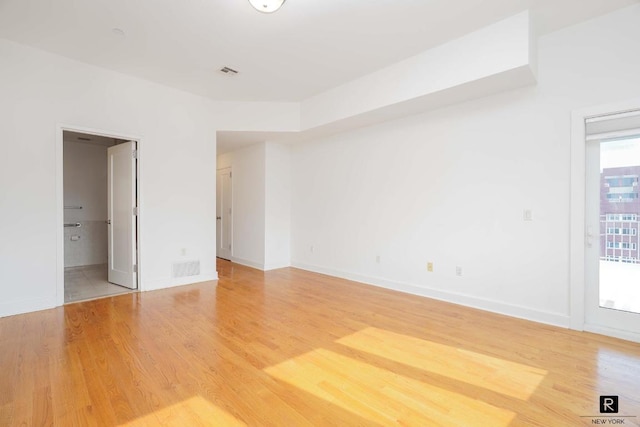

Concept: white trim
[[230, 256, 265, 271], [224, 257, 289, 271], [584, 324, 640, 344], [56, 124, 144, 308], [570, 109, 587, 330], [585, 108, 640, 123], [216, 167, 233, 261], [292, 261, 570, 328], [136, 139, 144, 293], [585, 128, 640, 141], [55, 127, 65, 307], [144, 273, 219, 292], [569, 97, 640, 332], [264, 262, 291, 271], [0, 296, 58, 318]]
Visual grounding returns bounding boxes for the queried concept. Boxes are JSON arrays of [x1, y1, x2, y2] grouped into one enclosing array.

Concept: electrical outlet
[[523, 209, 533, 221], [456, 266, 463, 276], [180, 248, 187, 256], [310, 245, 314, 253], [427, 262, 433, 272], [376, 255, 381, 264]]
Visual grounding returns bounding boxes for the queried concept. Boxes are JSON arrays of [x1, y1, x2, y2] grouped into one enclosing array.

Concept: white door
[[107, 141, 137, 289], [216, 168, 232, 260], [585, 130, 640, 340]]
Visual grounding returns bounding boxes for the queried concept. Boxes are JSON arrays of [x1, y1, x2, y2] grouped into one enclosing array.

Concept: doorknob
[[216, 216, 221, 220], [106, 220, 111, 225]]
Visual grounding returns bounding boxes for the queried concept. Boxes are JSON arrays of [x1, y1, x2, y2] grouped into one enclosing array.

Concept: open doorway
[[62, 130, 139, 303]]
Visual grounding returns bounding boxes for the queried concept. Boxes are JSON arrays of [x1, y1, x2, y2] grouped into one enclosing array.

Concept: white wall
[[0, 38, 219, 316], [4, 4, 640, 323], [63, 141, 108, 222], [63, 140, 108, 267], [217, 144, 266, 269], [265, 142, 291, 270], [217, 141, 292, 271], [290, 5, 640, 327], [301, 11, 535, 130], [0, 29, 303, 316]]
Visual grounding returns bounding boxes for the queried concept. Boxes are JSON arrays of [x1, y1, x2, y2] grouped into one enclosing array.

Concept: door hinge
[[133, 206, 139, 216], [228, 244, 231, 250], [229, 171, 232, 178], [133, 264, 138, 273], [132, 149, 138, 159]]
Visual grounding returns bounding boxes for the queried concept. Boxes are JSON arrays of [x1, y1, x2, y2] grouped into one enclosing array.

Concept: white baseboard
[[264, 261, 290, 271], [228, 257, 290, 272], [143, 272, 218, 292], [0, 295, 57, 318], [230, 256, 265, 271], [584, 323, 640, 343], [291, 261, 570, 328]]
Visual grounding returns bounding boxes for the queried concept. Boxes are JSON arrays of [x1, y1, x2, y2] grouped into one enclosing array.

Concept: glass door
[[585, 131, 640, 338]]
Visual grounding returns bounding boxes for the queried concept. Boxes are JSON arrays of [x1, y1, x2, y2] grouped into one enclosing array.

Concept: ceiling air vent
[[219, 66, 239, 75], [78, 137, 92, 141]]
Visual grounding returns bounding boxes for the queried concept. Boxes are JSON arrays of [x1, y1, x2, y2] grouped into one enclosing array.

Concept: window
[[604, 214, 638, 221], [605, 228, 637, 235], [605, 241, 636, 249], [605, 176, 639, 187], [606, 193, 638, 201]]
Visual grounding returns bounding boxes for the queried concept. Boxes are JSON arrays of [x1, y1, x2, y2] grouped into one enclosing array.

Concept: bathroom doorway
[[62, 130, 139, 303]]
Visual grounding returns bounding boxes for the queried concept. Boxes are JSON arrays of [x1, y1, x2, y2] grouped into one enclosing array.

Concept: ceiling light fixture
[[248, 0, 286, 13]]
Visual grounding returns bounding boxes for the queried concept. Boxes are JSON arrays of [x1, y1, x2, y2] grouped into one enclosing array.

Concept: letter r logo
[[600, 396, 618, 413]]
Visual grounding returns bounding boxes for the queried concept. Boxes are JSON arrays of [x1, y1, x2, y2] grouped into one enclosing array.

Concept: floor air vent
[[173, 260, 200, 278]]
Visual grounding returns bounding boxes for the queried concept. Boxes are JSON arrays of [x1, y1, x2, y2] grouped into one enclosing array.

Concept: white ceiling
[[0, 0, 637, 103]]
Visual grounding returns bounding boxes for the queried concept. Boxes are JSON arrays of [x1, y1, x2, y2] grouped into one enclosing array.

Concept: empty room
[[1, 0, 640, 426]]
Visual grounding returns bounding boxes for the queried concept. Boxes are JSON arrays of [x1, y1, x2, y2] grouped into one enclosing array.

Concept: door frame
[[570, 97, 640, 342], [216, 167, 233, 260], [56, 124, 143, 306]]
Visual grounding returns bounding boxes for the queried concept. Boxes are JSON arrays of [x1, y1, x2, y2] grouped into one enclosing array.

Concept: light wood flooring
[[1, 259, 639, 426]]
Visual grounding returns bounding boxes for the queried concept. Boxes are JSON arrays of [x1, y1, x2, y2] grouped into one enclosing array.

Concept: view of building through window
[[599, 136, 640, 314]]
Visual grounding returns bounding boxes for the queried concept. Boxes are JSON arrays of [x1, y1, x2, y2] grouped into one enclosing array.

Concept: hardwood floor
[[1, 259, 639, 426]]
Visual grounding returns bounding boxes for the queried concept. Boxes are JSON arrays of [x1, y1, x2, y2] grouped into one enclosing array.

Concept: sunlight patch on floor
[[119, 396, 245, 427], [265, 348, 516, 426], [337, 327, 547, 400]]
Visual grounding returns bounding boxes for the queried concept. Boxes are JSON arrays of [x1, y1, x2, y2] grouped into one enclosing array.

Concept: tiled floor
[[64, 264, 133, 303]]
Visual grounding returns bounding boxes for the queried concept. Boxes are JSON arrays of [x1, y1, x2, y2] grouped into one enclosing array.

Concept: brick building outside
[[600, 166, 640, 263]]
